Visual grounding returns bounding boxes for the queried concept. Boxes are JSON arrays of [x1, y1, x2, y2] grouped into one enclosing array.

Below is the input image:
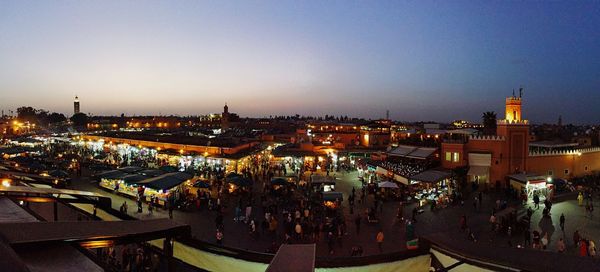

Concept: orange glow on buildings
[[442, 93, 600, 189]]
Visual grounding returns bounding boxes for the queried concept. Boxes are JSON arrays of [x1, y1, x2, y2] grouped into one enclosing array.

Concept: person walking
[[532, 230, 541, 249], [245, 204, 252, 224], [541, 233, 549, 250], [559, 213, 565, 231], [148, 197, 153, 214], [216, 229, 223, 245], [557, 238, 566, 253], [354, 215, 361, 235], [574, 230, 581, 247], [578, 192, 584, 206], [580, 239, 589, 257], [524, 229, 531, 247], [295, 221, 303, 241], [137, 198, 143, 213], [489, 213, 496, 231], [412, 207, 418, 223], [589, 240, 597, 257], [533, 194, 540, 209], [327, 232, 335, 255], [376, 230, 384, 253]]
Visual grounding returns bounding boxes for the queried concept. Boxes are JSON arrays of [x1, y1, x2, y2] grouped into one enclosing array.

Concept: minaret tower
[[74, 96, 80, 115], [221, 103, 230, 130], [497, 87, 529, 174]]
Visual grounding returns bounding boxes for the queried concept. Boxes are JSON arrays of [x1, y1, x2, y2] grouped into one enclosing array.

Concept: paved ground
[[69, 168, 600, 258]]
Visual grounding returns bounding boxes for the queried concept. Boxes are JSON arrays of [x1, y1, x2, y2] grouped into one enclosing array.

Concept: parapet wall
[[496, 119, 529, 125], [529, 147, 600, 157], [468, 135, 506, 141]]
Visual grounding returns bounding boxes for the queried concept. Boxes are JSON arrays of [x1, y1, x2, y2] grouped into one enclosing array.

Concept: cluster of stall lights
[[79, 240, 114, 249], [2, 179, 11, 187]]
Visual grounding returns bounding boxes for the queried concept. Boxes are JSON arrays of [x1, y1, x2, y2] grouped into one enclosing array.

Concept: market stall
[[310, 175, 336, 192], [409, 169, 453, 207], [97, 170, 130, 191], [227, 175, 253, 194], [508, 174, 553, 201], [322, 191, 343, 209], [135, 172, 194, 205]]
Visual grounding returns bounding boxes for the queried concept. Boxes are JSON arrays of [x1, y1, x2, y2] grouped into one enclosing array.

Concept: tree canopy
[[16, 106, 66, 125], [482, 111, 497, 135], [70, 112, 88, 127]]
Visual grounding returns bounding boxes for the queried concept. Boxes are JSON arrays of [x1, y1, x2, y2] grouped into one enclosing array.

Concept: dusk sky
[[1, 1, 599, 124]]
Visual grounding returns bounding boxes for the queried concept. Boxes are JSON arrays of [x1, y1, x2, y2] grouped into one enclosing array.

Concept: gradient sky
[[1, 1, 599, 124]]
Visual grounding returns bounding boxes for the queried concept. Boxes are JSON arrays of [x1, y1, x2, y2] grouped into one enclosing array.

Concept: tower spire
[[519, 86, 523, 98]]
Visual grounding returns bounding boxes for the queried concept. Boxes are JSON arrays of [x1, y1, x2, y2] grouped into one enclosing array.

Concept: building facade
[[441, 93, 600, 189]]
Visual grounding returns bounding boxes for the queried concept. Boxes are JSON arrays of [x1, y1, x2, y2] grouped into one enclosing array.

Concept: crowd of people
[[99, 243, 161, 272], [368, 158, 434, 178]]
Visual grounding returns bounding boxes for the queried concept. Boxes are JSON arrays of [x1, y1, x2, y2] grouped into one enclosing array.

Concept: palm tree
[[482, 111, 497, 135]]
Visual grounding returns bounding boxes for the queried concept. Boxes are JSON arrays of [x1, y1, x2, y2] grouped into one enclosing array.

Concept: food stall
[[322, 191, 343, 210], [187, 178, 212, 195], [409, 169, 453, 207], [116, 174, 147, 197], [97, 170, 130, 191], [310, 175, 336, 192], [227, 175, 253, 194], [135, 172, 194, 205]]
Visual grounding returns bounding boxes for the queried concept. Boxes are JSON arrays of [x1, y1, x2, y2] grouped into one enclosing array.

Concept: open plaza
[[2, 94, 600, 271]]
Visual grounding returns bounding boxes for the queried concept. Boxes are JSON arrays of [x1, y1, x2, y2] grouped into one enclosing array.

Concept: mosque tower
[[221, 103, 230, 130], [496, 87, 529, 174], [74, 96, 80, 115]]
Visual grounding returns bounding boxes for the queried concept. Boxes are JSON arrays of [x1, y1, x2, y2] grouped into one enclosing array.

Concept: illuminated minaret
[[497, 87, 529, 173], [74, 96, 80, 114]]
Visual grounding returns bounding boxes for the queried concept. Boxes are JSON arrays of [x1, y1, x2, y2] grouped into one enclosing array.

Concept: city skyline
[[1, 1, 599, 124]]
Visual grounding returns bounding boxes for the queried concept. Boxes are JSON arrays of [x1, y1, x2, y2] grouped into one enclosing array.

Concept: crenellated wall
[[468, 135, 506, 141], [527, 148, 600, 179]]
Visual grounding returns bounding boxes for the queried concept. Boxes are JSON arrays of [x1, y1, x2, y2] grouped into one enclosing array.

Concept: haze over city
[[1, 1, 599, 123], [5, 2, 600, 272]]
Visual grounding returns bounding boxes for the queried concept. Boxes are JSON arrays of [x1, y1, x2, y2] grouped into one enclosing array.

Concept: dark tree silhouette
[[70, 113, 88, 127], [482, 111, 497, 135]]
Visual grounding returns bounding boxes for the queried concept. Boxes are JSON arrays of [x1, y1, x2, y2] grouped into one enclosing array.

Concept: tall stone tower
[[504, 96, 521, 121], [497, 89, 529, 174], [221, 103, 229, 130], [74, 96, 80, 115]]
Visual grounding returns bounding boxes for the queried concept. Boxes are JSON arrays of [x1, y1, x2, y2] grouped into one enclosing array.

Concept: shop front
[[508, 174, 553, 201], [467, 153, 491, 188]]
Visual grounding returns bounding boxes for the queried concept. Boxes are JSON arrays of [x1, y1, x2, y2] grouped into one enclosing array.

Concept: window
[[452, 152, 460, 163], [548, 170, 553, 176], [564, 169, 569, 175], [585, 166, 589, 171], [445, 152, 452, 161]]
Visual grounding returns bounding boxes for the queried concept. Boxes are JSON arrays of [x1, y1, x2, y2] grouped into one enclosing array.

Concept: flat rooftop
[[92, 131, 254, 148], [0, 197, 102, 272]]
